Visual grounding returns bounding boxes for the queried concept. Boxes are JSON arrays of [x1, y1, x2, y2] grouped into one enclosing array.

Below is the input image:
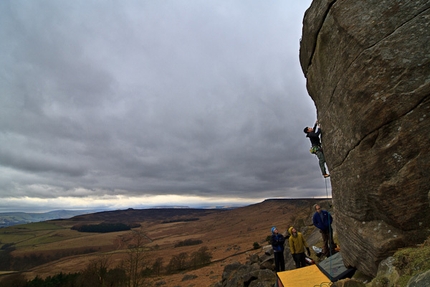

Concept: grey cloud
[[0, 0, 329, 211]]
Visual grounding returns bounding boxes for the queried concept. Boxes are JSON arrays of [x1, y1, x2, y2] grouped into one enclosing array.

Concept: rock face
[[299, 0, 430, 277]]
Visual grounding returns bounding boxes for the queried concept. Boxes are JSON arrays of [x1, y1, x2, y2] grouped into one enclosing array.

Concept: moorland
[[0, 198, 327, 286]]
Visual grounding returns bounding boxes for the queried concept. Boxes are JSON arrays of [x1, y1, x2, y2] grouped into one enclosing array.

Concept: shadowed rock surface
[[300, 0, 430, 277]]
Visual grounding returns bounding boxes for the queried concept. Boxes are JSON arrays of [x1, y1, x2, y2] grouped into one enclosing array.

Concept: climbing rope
[[325, 177, 329, 199], [324, 176, 333, 199], [328, 210, 333, 280], [323, 177, 335, 282]]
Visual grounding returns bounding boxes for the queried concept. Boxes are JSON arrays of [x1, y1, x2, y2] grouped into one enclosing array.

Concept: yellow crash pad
[[277, 264, 331, 287]]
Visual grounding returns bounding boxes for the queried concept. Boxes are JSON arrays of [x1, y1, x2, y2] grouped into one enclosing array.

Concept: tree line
[[0, 231, 213, 287], [71, 222, 134, 233], [0, 245, 97, 271], [174, 238, 203, 247]]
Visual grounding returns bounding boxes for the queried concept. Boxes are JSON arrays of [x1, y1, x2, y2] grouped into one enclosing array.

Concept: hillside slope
[[0, 198, 331, 286]]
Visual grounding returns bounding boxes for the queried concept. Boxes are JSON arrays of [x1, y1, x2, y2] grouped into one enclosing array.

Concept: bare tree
[[121, 230, 149, 287], [152, 257, 164, 276], [79, 255, 111, 287]]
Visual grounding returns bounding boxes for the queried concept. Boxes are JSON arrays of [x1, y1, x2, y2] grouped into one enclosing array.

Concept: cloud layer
[[0, 0, 331, 212]]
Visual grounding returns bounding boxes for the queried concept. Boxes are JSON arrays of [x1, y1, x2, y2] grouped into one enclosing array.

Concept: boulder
[[406, 269, 430, 287], [365, 256, 400, 287], [259, 254, 275, 270], [248, 253, 260, 265], [181, 274, 198, 281], [217, 261, 271, 287], [215, 254, 279, 287], [300, 0, 430, 277]]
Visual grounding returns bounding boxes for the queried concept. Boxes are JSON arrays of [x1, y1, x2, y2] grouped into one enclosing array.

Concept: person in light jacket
[[288, 226, 310, 268]]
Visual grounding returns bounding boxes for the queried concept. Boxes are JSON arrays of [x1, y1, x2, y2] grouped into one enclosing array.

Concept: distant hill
[[0, 210, 98, 227], [70, 207, 226, 223], [0, 206, 234, 227]]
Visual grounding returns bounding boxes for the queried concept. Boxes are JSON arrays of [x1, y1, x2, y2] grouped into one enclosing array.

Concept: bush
[[167, 252, 189, 272], [1, 243, 15, 251], [0, 273, 27, 287], [174, 238, 202, 247], [166, 246, 212, 273], [189, 246, 212, 268]]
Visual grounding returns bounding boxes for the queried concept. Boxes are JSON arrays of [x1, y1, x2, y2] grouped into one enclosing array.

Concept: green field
[[0, 221, 71, 248]]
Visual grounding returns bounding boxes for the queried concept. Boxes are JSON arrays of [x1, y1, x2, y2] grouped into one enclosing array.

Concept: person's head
[[304, 126, 313, 134], [271, 226, 278, 234], [288, 226, 297, 236], [314, 204, 322, 213]]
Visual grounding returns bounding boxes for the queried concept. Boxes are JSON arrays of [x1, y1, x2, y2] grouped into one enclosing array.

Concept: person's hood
[[288, 227, 294, 236]]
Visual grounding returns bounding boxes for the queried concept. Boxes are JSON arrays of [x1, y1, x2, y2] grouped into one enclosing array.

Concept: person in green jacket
[[288, 226, 310, 268]]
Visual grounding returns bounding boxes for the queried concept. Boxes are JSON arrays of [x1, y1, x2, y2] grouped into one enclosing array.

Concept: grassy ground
[[391, 237, 430, 286], [0, 222, 86, 249], [0, 222, 63, 246]]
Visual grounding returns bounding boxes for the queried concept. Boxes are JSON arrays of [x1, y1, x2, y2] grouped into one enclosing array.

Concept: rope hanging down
[[328, 209, 333, 279], [324, 176, 333, 201]]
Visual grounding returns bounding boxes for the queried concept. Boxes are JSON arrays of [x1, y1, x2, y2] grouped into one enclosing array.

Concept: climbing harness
[[309, 145, 321, 154]]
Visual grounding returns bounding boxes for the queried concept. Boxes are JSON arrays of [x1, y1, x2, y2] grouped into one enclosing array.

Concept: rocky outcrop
[[406, 269, 430, 287], [300, 0, 430, 277], [213, 260, 275, 287], [366, 239, 430, 286], [214, 246, 298, 287]]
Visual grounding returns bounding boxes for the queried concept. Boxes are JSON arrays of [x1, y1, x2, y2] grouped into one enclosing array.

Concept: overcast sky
[[0, 0, 331, 213]]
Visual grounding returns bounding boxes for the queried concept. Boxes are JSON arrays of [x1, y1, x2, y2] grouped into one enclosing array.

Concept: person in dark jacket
[[304, 120, 329, 178], [312, 204, 336, 257], [271, 226, 285, 272]]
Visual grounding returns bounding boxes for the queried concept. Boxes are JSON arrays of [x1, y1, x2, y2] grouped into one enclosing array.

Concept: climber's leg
[[315, 150, 328, 176]]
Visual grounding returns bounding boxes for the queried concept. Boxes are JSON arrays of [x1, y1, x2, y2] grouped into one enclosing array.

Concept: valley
[[0, 198, 326, 286]]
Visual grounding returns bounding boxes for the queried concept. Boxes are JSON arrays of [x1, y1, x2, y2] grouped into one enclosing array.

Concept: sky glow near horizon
[[0, 0, 331, 213]]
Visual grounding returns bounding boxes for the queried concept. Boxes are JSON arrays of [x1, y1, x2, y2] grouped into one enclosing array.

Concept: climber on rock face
[[304, 120, 329, 178]]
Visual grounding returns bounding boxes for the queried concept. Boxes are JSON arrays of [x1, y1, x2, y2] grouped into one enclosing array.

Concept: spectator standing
[[312, 204, 336, 257], [288, 226, 310, 268], [271, 226, 286, 272]]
